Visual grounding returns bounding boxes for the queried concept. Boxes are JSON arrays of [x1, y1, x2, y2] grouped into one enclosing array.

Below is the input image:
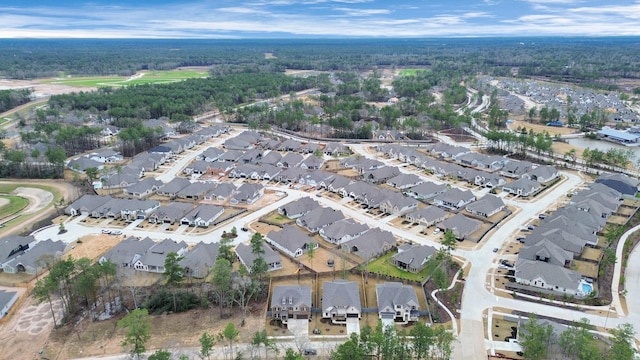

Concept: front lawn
[[361, 251, 441, 282]]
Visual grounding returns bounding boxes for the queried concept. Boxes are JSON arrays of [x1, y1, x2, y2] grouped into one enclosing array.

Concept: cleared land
[[42, 69, 208, 87], [0, 195, 29, 220], [398, 69, 430, 76]]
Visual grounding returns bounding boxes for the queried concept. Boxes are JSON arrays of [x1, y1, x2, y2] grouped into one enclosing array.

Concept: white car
[[433, 228, 441, 235], [111, 230, 123, 235], [101, 229, 111, 234]]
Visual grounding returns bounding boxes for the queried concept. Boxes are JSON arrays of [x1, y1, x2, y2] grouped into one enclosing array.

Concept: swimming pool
[[580, 281, 593, 295]]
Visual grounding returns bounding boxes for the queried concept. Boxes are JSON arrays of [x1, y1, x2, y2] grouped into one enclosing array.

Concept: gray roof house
[[340, 156, 384, 173], [386, 173, 424, 190], [157, 178, 191, 197], [271, 285, 312, 323], [148, 202, 194, 224], [324, 142, 350, 156], [278, 197, 319, 219], [90, 198, 160, 220], [514, 258, 583, 296], [404, 182, 448, 200], [363, 166, 401, 184], [2, 239, 66, 274], [133, 238, 188, 273], [465, 194, 505, 218], [376, 282, 420, 323], [298, 170, 335, 188], [438, 213, 482, 240], [180, 204, 225, 227], [502, 178, 541, 197], [274, 167, 306, 183], [0, 289, 19, 318], [391, 244, 436, 273], [198, 147, 225, 162], [322, 280, 362, 324], [177, 182, 216, 200], [180, 242, 219, 278], [296, 207, 345, 233], [260, 151, 282, 166], [235, 242, 282, 272], [204, 183, 236, 202], [433, 188, 476, 210], [266, 225, 318, 258], [99, 236, 155, 268], [65, 195, 113, 216], [404, 206, 448, 227], [88, 149, 123, 164], [342, 228, 396, 261], [300, 155, 325, 170], [319, 219, 370, 244], [278, 153, 304, 168], [102, 170, 140, 189], [124, 178, 163, 199], [231, 183, 264, 205], [327, 175, 353, 193], [278, 139, 302, 152], [0, 235, 36, 271], [524, 227, 587, 255], [501, 160, 534, 178], [595, 173, 640, 197], [523, 165, 559, 184], [67, 157, 104, 172], [519, 239, 573, 268], [379, 195, 419, 216]]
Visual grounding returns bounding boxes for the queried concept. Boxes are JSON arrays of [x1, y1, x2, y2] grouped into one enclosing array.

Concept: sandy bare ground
[[0, 198, 9, 208], [14, 187, 54, 214], [0, 79, 94, 99], [507, 119, 577, 136]]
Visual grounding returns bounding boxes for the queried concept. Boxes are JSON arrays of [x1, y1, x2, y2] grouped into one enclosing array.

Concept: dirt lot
[[64, 234, 124, 261]]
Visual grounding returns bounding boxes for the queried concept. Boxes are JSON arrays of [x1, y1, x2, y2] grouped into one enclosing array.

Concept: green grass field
[[0, 195, 29, 220], [42, 69, 208, 87], [398, 69, 430, 76], [362, 251, 440, 282]]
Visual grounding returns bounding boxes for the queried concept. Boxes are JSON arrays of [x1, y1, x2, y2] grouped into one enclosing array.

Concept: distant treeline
[[0, 88, 33, 113], [1, 38, 640, 90]]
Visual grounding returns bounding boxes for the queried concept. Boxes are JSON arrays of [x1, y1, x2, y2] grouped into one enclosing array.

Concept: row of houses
[[275, 197, 396, 261], [222, 130, 350, 158], [271, 280, 420, 325], [513, 176, 627, 296], [375, 144, 560, 193]]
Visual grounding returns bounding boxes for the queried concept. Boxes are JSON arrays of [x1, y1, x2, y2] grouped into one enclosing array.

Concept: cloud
[[332, 7, 391, 16]]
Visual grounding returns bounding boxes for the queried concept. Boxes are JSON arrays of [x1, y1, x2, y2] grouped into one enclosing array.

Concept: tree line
[[0, 88, 33, 113]]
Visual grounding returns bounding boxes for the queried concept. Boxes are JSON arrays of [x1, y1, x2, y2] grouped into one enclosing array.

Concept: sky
[[2, 0, 640, 38]]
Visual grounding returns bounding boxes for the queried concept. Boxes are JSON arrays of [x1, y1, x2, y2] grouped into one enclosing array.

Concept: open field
[[398, 69, 430, 76], [0, 195, 29, 220], [42, 69, 208, 88]]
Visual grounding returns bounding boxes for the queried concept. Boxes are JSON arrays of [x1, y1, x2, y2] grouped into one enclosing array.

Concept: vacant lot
[[0, 195, 28, 220], [42, 69, 208, 87]]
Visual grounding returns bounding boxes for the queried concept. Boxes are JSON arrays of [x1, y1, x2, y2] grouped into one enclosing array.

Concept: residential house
[[0, 289, 19, 318], [595, 173, 640, 197], [326, 175, 353, 193], [271, 285, 312, 324], [427, 143, 469, 159], [319, 219, 370, 244], [386, 173, 424, 190], [433, 188, 476, 210], [102, 170, 140, 189], [363, 166, 401, 184], [266, 225, 318, 258], [180, 204, 224, 227], [278, 139, 302, 152], [523, 165, 559, 184], [65, 195, 112, 216], [501, 160, 534, 178], [465, 194, 505, 218], [342, 228, 396, 261], [133, 239, 188, 273], [148, 202, 193, 224], [299, 142, 321, 154], [183, 160, 214, 175], [123, 178, 163, 199], [205, 161, 235, 177], [438, 213, 482, 240], [223, 136, 255, 150], [177, 182, 215, 200], [88, 149, 123, 164], [130, 152, 165, 172], [218, 149, 245, 162], [230, 183, 264, 205], [404, 182, 447, 200], [278, 153, 304, 168], [324, 142, 350, 156], [198, 147, 225, 162], [519, 239, 573, 268], [91, 198, 160, 220], [235, 242, 282, 272], [274, 167, 306, 183], [204, 183, 236, 202], [157, 178, 191, 198], [260, 151, 282, 166], [379, 195, 419, 216], [298, 170, 334, 188], [376, 282, 420, 324], [502, 178, 541, 197], [278, 197, 319, 219], [300, 155, 325, 170], [391, 244, 436, 273], [2, 239, 66, 274], [98, 236, 156, 267], [239, 149, 263, 164], [340, 156, 384, 174], [322, 280, 361, 324], [102, 125, 120, 137], [404, 206, 448, 227], [0, 235, 36, 271], [514, 258, 582, 296], [67, 157, 103, 173], [180, 242, 219, 278], [296, 207, 344, 233]]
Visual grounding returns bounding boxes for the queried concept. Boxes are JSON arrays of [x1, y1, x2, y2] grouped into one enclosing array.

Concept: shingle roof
[[515, 258, 581, 291], [322, 280, 361, 311], [271, 285, 312, 308], [376, 282, 419, 311]]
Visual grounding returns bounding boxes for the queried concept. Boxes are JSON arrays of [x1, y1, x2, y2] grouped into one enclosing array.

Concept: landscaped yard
[[262, 211, 294, 225], [362, 251, 441, 282]]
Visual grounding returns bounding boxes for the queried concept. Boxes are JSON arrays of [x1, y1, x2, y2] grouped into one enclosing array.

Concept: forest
[[1, 38, 640, 90], [0, 88, 33, 113]]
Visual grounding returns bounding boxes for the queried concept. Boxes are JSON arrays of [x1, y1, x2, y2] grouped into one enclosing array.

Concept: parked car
[[241, 227, 248, 232], [303, 349, 317, 355], [492, 247, 499, 253], [433, 228, 441, 235], [111, 230, 123, 235], [101, 229, 111, 234]]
